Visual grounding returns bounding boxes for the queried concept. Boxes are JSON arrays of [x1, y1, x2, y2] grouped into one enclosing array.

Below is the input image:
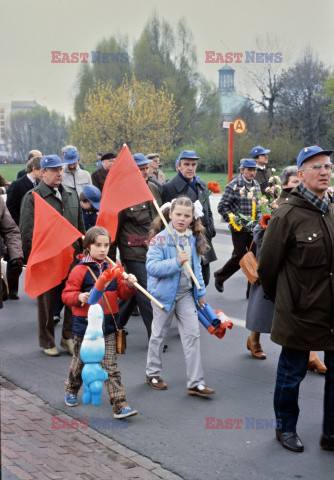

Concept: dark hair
[[149, 196, 208, 257], [101, 152, 116, 161], [83, 227, 110, 255]]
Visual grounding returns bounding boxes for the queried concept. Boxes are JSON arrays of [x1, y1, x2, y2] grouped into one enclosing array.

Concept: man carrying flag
[[96, 150, 161, 338], [20, 155, 85, 357]]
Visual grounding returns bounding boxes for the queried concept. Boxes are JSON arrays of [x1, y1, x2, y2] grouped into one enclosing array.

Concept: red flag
[[96, 145, 154, 241], [24, 192, 82, 298]]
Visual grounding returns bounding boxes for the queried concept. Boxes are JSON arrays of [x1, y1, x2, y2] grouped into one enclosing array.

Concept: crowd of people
[[0, 143, 333, 450]]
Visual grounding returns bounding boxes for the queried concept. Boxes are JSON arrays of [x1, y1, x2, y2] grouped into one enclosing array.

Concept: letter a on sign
[[233, 118, 246, 135]]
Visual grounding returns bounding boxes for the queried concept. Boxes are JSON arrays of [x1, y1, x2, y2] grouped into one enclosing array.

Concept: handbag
[[239, 240, 260, 285], [86, 266, 126, 354]]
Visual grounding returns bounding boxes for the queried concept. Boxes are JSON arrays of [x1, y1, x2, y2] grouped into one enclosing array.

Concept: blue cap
[[133, 153, 152, 166], [40, 155, 63, 169], [297, 146, 333, 169], [179, 150, 199, 162], [241, 158, 257, 168], [250, 146, 271, 157], [83, 185, 101, 210], [175, 154, 181, 168], [63, 146, 79, 165]]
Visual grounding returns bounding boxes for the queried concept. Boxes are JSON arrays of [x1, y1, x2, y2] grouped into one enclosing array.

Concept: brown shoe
[[146, 375, 168, 390], [188, 385, 215, 397], [308, 358, 327, 374], [247, 336, 266, 360]]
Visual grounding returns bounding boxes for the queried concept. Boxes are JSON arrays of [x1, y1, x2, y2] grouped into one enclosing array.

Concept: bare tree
[[6, 106, 69, 159], [276, 49, 330, 144], [240, 34, 291, 128]]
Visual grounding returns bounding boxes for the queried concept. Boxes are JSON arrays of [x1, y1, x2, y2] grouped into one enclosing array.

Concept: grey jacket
[[0, 196, 23, 308], [62, 165, 92, 196]]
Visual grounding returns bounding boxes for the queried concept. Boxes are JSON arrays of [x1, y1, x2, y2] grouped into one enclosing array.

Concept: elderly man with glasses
[[258, 146, 334, 453]]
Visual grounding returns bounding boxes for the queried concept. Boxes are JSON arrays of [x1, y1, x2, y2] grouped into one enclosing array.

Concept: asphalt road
[[1, 233, 332, 480]]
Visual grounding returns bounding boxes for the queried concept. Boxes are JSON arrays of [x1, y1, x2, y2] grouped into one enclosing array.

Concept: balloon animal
[[80, 304, 108, 406]]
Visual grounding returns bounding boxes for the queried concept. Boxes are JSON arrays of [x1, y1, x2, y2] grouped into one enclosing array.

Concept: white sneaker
[[60, 337, 74, 355], [43, 347, 60, 357]]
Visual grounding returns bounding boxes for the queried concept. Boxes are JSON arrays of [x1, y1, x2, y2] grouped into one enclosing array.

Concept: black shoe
[[276, 430, 304, 452], [53, 315, 61, 325], [122, 327, 129, 336], [214, 273, 224, 293], [320, 433, 334, 451], [132, 306, 140, 316], [8, 292, 19, 300], [163, 344, 168, 352]]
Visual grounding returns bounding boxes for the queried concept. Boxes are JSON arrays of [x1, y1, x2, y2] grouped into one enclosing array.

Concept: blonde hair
[[150, 197, 208, 257]]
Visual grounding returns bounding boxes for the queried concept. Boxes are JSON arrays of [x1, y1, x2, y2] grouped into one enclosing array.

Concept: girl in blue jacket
[[145, 196, 215, 397]]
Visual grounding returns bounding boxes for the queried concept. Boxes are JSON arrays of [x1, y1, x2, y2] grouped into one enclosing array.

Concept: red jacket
[[62, 257, 135, 336]]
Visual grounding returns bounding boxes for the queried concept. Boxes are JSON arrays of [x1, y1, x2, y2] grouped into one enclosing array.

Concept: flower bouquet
[[229, 173, 282, 231]]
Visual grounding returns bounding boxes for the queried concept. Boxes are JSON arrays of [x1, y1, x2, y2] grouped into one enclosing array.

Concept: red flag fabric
[[96, 145, 154, 241], [24, 192, 82, 298]]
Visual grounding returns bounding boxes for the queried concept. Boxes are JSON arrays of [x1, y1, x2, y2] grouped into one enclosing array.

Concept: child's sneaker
[[114, 407, 138, 419], [65, 393, 78, 407]]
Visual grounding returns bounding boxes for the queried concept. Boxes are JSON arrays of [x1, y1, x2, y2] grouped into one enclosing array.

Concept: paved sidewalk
[[1, 377, 183, 480]]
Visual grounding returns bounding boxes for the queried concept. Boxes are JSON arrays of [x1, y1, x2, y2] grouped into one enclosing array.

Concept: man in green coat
[[250, 145, 274, 195], [20, 155, 85, 357], [258, 146, 334, 453]]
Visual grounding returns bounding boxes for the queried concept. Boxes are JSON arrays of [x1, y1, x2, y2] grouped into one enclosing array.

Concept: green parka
[[258, 187, 334, 350]]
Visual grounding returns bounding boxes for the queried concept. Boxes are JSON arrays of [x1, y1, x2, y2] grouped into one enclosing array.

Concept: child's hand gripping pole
[[106, 256, 164, 310], [88, 266, 122, 305], [152, 199, 201, 290]]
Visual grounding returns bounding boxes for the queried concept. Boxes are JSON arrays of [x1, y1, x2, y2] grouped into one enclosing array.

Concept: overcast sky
[[1, 0, 333, 118]]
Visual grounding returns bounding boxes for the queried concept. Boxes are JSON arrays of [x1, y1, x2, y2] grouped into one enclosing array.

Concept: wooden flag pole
[[80, 235, 164, 309], [152, 199, 201, 290], [106, 256, 164, 310]]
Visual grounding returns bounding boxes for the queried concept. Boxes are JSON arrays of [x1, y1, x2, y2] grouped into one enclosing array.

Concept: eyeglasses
[[302, 163, 333, 172]]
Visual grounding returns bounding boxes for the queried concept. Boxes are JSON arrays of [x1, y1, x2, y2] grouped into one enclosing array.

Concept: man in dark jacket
[[6, 155, 42, 299], [214, 159, 260, 293], [258, 146, 334, 453], [91, 152, 116, 192], [16, 149, 42, 179], [114, 153, 162, 338], [161, 150, 217, 286], [250, 145, 274, 194], [20, 155, 85, 357]]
